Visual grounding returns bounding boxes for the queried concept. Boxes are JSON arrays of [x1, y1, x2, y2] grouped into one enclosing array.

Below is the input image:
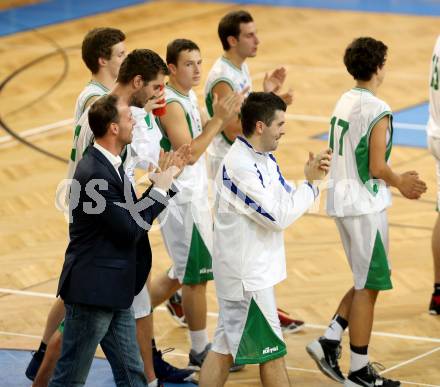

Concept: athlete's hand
[[397, 171, 427, 199], [304, 148, 332, 183], [157, 148, 173, 171], [263, 67, 287, 93], [149, 149, 176, 191], [144, 87, 166, 113], [171, 144, 191, 174], [212, 89, 247, 126]]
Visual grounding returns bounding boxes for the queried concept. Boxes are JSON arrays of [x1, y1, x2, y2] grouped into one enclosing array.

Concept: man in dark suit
[[49, 94, 188, 386]]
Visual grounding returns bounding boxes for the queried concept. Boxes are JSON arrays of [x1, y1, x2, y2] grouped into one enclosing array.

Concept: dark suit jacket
[[57, 145, 174, 309]]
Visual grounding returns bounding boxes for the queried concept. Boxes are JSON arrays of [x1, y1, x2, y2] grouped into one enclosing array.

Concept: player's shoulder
[[224, 139, 258, 172], [207, 57, 230, 77], [188, 89, 198, 102], [347, 88, 391, 116], [130, 106, 146, 118], [365, 93, 391, 116], [77, 82, 106, 101]]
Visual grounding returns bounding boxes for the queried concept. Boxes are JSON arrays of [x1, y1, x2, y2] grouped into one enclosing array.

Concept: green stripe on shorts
[[235, 298, 286, 365], [364, 231, 393, 290], [182, 224, 213, 284]]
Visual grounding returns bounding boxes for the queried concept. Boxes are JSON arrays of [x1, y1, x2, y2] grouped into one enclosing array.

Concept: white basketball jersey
[[326, 87, 393, 217], [204, 57, 252, 161], [204, 56, 252, 117], [428, 36, 440, 138], [161, 85, 208, 201], [124, 107, 163, 184], [73, 81, 109, 125]]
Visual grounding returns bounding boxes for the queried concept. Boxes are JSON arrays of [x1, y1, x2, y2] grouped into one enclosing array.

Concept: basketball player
[[164, 9, 302, 335], [306, 37, 426, 387], [74, 28, 126, 123], [426, 35, 440, 316], [204, 9, 293, 181], [199, 92, 331, 387], [148, 38, 243, 369]]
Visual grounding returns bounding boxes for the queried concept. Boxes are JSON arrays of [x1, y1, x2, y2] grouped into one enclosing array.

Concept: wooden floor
[[0, 1, 439, 385]]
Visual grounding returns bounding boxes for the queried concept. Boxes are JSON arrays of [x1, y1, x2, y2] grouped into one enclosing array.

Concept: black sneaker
[[188, 343, 244, 373], [306, 336, 345, 383], [345, 363, 400, 386], [25, 349, 45, 381], [229, 363, 245, 372], [153, 347, 194, 383], [188, 343, 211, 371], [429, 294, 440, 315]]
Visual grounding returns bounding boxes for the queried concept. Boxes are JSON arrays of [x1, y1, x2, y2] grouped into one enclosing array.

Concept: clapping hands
[[149, 144, 191, 191], [304, 148, 332, 183]]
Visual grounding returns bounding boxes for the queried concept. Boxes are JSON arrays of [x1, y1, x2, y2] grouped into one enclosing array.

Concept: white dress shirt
[[94, 142, 122, 180]]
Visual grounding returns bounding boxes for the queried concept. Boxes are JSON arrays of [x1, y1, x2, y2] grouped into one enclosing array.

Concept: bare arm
[[369, 116, 426, 199], [161, 95, 242, 165]]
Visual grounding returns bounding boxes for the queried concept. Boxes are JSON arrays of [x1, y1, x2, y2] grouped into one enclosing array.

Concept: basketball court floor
[[0, 0, 439, 386]]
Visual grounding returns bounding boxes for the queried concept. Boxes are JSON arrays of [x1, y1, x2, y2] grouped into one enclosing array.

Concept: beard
[[129, 91, 150, 108]]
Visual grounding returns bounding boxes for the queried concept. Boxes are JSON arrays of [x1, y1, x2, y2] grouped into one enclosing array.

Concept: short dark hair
[[88, 95, 120, 138], [166, 39, 200, 65], [81, 28, 125, 74], [117, 49, 169, 85], [344, 37, 388, 81], [241, 92, 287, 137], [218, 10, 253, 51]]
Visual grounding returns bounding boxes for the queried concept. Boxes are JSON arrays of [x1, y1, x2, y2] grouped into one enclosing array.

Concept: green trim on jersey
[[352, 87, 374, 95], [165, 99, 194, 138], [81, 94, 101, 116], [384, 115, 393, 162], [166, 84, 190, 100], [235, 298, 286, 365], [156, 114, 173, 151], [88, 80, 109, 93], [364, 231, 392, 290], [205, 77, 235, 116], [354, 111, 392, 196], [70, 124, 82, 162], [182, 224, 213, 284], [221, 56, 244, 73], [145, 114, 154, 130], [205, 78, 235, 144], [160, 137, 172, 152], [221, 132, 234, 145]]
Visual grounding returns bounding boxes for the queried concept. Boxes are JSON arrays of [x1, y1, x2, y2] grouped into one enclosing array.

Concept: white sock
[[189, 329, 209, 353], [324, 317, 345, 341], [350, 350, 369, 372], [148, 378, 158, 387]]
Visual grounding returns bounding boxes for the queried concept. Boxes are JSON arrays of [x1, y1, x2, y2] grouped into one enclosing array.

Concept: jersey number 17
[[329, 116, 350, 156]]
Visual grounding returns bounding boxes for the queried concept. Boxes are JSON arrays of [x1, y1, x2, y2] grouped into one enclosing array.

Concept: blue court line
[[315, 101, 429, 148], [0, 0, 147, 37], [1, 0, 439, 37], [0, 349, 197, 387], [208, 0, 440, 17]]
